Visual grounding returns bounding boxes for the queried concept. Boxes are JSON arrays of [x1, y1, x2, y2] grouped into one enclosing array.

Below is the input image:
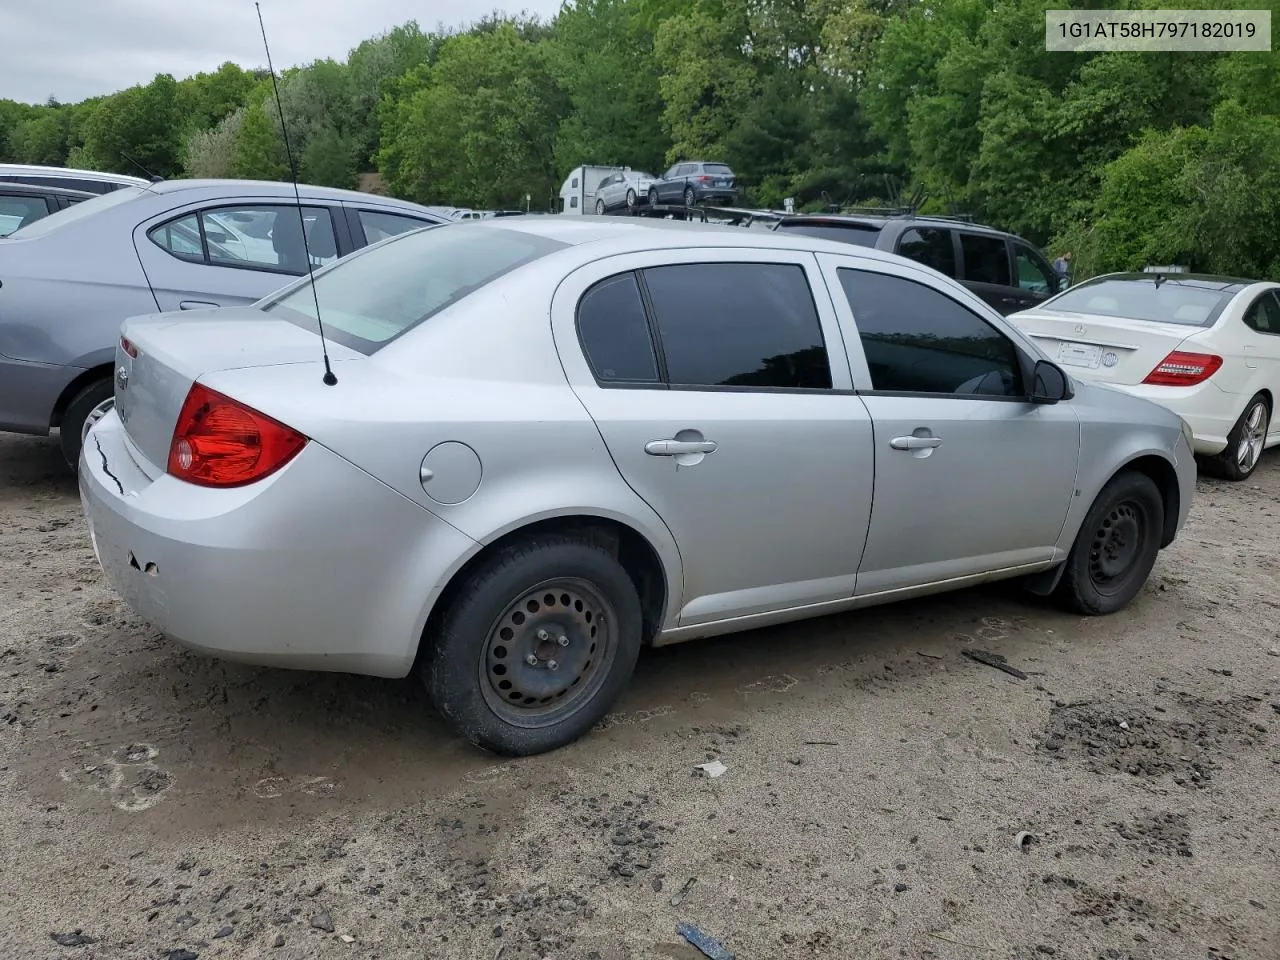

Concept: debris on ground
[[676, 922, 735, 960], [694, 760, 727, 779], [960, 648, 1028, 680], [1015, 831, 1036, 850], [310, 912, 334, 933], [50, 931, 98, 947], [669, 877, 697, 907]]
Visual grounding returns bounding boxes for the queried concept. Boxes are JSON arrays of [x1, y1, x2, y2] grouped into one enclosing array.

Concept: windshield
[[1046, 277, 1235, 327], [6, 185, 145, 239], [262, 224, 568, 354]]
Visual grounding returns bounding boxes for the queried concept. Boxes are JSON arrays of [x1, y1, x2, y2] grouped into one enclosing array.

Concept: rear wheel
[[625, 189, 637, 210], [594, 198, 605, 215], [1057, 471, 1164, 615], [60, 378, 114, 470], [423, 536, 643, 756], [648, 187, 659, 206], [1203, 393, 1269, 481], [683, 186, 695, 208]]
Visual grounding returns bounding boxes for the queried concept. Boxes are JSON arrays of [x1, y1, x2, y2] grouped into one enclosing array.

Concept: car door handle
[[645, 439, 718, 457], [890, 436, 942, 451], [179, 300, 219, 310]]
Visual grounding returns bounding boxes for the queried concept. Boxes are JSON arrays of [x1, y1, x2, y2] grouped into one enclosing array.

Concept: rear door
[[551, 247, 875, 626], [817, 253, 1079, 595], [134, 201, 349, 312], [956, 231, 1017, 314], [894, 225, 958, 280]]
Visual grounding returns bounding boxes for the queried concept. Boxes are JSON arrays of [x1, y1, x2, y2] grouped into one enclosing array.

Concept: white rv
[[557, 164, 625, 215]]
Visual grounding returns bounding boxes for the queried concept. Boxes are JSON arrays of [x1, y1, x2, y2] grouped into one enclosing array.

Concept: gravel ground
[[1, 430, 1277, 960]]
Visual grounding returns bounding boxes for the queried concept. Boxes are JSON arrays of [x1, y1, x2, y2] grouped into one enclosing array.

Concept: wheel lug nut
[[536, 628, 550, 642], [525, 653, 539, 666], [557, 635, 570, 647], [547, 659, 559, 670]]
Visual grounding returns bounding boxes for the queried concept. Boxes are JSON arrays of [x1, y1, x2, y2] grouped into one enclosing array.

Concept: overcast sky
[[1, 0, 564, 105]]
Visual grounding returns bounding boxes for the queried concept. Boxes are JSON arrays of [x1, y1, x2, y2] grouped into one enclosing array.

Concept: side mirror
[[1030, 359, 1072, 403]]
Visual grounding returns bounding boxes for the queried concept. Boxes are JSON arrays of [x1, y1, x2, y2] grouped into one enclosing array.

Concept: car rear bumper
[[78, 409, 477, 678], [1082, 379, 1241, 455], [0, 353, 80, 435]]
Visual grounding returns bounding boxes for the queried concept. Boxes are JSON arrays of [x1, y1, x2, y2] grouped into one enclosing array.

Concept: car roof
[[135, 179, 449, 215], [0, 163, 149, 186], [776, 213, 1009, 236], [444, 215, 935, 266], [0, 180, 96, 199], [1075, 272, 1257, 294]]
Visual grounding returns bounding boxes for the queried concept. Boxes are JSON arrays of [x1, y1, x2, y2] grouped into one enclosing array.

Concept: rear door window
[[641, 262, 832, 389], [896, 227, 956, 277], [1243, 290, 1280, 334], [576, 273, 660, 383], [357, 209, 434, 244], [959, 233, 1012, 286]]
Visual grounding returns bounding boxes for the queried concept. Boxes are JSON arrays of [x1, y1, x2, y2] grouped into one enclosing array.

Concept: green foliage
[[2, 0, 1276, 278]]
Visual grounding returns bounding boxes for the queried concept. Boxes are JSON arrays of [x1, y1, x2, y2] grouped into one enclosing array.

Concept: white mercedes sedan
[[1009, 271, 1280, 480]]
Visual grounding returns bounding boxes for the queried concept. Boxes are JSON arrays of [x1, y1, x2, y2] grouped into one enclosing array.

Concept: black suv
[[771, 214, 1060, 315]]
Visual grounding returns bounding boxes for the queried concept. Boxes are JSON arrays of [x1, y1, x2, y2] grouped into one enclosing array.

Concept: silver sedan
[[79, 217, 1197, 756]]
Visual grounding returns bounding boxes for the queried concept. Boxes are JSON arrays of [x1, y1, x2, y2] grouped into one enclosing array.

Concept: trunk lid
[[1008, 308, 1203, 386], [112, 306, 362, 474]]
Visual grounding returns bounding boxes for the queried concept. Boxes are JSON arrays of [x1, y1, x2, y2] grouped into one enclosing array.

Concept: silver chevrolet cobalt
[[79, 217, 1197, 755]]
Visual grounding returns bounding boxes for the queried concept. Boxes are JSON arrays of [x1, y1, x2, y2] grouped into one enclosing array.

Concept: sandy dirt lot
[[1, 430, 1277, 960]]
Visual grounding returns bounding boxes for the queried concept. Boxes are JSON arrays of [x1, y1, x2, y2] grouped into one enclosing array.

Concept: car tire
[[683, 186, 695, 208], [60, 378, 114, 470], [1057, 470, 1164, 616], [423, 535, 644, 756], [626, 189, 637, 210], [1203, 393, 1269, 481], [648, 187, 659, 206], [595, 198, 605, 215]]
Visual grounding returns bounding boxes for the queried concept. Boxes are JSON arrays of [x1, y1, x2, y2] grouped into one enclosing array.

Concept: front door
[[134, 201, 345, 312], [818, 253, 1081, 595], [957, 231, 1019, 314], [1010, 239, 1060, 313], [551, 247, 875, 626]]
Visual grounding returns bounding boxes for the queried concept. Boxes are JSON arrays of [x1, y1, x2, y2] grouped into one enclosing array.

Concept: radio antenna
[[255, 1, 337, 386]]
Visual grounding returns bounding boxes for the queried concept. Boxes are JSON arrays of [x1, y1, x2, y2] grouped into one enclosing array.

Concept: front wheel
[[648, 187, 660, 206], [683, 186, 695, 208], [1203, 393, 1269, 481], [625, 189, 637, 209], [423, 536, 643, 756], [595, 198, 606, 215], [60, 378, 115, 470], [1057, 471, 1164, 615]]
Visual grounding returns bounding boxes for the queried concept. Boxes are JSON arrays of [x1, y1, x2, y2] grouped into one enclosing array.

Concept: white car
[[1009, 271, 1280, 480], [593, 170, 657, 214]]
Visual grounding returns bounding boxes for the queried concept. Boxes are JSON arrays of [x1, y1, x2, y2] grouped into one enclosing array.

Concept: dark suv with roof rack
[[771, 213, 1060, 316]]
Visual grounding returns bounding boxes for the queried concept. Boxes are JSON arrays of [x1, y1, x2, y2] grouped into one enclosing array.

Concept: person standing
[[1053, 250, 1073, 288]]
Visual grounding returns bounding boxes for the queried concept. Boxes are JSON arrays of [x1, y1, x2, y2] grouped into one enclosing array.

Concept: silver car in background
[[594, 170, 657, 213], [0, 179, 447, 466], [79, 218, 1196, 757]]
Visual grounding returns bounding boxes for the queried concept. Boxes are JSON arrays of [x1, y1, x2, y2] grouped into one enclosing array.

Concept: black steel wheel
[[1058, 471, 1163, 615], [423, 536, 643, 755]]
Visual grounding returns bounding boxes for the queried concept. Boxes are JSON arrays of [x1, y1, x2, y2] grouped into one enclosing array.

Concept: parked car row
[[558, 161, 739, 215], [1, 162, 1272, 759]]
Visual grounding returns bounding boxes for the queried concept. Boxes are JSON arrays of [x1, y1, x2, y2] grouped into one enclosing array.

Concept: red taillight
[[1142, 351, 1223, 387], [120, 336, 138, 358], [698, 175, 712, 183], [167, 383, 307, 487]]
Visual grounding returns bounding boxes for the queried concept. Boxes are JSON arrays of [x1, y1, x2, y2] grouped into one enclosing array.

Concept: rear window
[[703, 164, 733, 175], [6, 185, 145, 238], [261, 224, 568, 354], [774, 221, 883, 247], [1047, 278, 1234, 327]]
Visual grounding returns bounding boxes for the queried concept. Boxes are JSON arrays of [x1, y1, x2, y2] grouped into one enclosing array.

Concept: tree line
[[1, 0, 1277, 281]]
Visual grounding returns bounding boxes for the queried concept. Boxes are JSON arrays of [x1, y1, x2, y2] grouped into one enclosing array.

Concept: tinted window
[[0, 195, 50, 236], [359, 209, 432, 244], [576, 273, 660, 383], [1013, 241, 1057, 294], [775, 221, 883, 247], [1048, 278, 1233, 327], [959, 233, 1011, 286], [897, 227, 956, 277], [263, 225, 566, 354], [704, 164, 733, 175], [6, 185, 143, 238], [202, 206, 338, 274], [641, 263, 831, 389], [1244, 291, 1280, 334], [838, 268, 1022, 397]]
